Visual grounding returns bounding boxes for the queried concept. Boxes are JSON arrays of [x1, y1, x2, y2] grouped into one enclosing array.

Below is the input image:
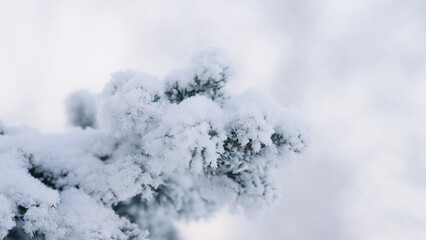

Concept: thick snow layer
[[0, 48, 307, 240], [0, 195, 14, 239]]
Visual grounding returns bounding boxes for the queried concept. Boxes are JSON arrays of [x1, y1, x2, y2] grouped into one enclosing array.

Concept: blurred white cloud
[[1, 0, 426, 239]]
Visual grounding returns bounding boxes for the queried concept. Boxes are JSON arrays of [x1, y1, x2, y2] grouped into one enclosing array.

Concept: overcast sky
[[1, 1, 426, 239]]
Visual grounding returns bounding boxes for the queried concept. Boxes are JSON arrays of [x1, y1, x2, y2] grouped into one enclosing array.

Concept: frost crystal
[[0, 48, 308, 240]]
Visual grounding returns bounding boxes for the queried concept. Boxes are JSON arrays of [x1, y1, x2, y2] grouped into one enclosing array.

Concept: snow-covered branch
[[0, 48, 308, 240]]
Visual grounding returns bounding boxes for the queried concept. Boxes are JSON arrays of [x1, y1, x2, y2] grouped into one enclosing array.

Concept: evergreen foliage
[[0, 48, 308, 240]]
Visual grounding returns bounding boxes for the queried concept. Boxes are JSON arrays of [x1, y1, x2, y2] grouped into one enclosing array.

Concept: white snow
[[0, 49, 307, 239]]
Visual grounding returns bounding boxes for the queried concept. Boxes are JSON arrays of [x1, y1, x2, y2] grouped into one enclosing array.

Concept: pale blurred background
[[1, 1, 426, 239]]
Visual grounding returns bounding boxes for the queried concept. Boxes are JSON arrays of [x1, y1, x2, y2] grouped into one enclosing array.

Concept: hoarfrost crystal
[[0, 48, 308, 240]]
